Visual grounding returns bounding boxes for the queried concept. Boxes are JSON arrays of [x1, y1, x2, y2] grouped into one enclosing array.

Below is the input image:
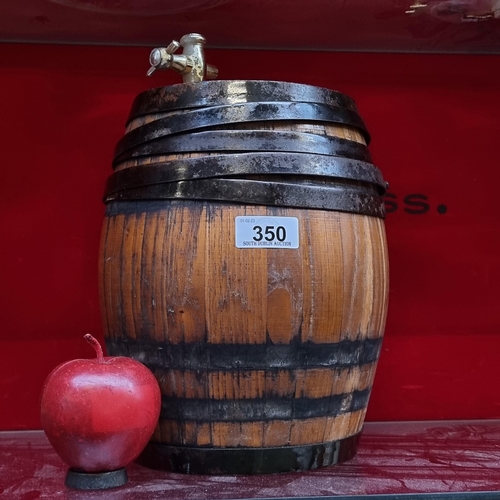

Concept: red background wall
[[1, 44, 499, 430]]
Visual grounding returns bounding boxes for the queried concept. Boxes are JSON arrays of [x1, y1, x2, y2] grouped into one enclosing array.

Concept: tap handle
[[147, 40, 181, 76], [147, 33, 218, 83], [165, 40, 181, 54]]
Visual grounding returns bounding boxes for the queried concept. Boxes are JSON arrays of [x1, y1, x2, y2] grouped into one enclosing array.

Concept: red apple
[[40, 334, 161, 473]]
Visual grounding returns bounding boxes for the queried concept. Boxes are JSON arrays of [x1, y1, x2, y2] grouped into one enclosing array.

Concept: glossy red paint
[[3, 421, 500, 497], [1, 44, 500, 429], [40, 335, 161, 472], [2, 0, 500, 53]]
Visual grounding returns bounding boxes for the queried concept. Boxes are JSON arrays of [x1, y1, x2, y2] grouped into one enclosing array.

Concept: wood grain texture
[[153, 409, 367, 447], [100, 106, 388, 455], [100, 202, 388, 448], [101, 204, 387, 341], [154, 364, 376, 400]]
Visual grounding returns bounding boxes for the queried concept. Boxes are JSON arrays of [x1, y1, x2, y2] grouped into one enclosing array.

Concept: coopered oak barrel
[[99, 80, 389, 474]]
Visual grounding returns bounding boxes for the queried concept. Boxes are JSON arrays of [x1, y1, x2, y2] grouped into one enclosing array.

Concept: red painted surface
[[2, 0, 500, 53], [40, 335, 160, 472], [2, 421, 500, 496], [1, 44, 500, 429]]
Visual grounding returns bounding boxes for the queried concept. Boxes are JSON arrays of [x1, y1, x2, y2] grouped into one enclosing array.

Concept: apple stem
[[84, 334, 104, 362]]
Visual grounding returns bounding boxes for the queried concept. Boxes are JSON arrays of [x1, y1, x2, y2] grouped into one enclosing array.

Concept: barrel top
[[110, 79, 386, 216], [128, 80, 360, 123]]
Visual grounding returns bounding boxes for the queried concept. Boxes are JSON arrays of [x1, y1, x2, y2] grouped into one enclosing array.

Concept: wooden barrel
[[99, 80, 389, 474]]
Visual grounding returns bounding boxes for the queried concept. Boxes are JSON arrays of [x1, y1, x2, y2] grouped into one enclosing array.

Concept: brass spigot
[[147, 33, 218, 83]]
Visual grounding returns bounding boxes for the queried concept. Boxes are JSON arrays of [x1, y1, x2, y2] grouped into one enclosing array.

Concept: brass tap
[[147, 33, 218, 83]]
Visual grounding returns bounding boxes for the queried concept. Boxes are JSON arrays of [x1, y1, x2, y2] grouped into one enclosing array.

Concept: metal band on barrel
[[157, 391, 370, 421], [137, 433, 361, 474], [113, 130, 372, 167], [115, 102, 370, 157], [128, 80, 360, 121], [107, 337, 383, 371], [107, 153, 386, 196], [104, 178, 385, 218]]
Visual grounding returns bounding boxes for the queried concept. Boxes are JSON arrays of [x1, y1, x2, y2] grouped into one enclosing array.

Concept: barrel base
[[136, 432, 361, 475]]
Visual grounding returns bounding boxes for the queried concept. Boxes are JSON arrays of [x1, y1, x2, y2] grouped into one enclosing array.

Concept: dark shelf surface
[[1, 420, 500, 499]]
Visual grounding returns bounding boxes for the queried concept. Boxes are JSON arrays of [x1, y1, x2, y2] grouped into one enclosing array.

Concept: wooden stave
[[100, 202, 389, 452], [100, 91, 389, 472]]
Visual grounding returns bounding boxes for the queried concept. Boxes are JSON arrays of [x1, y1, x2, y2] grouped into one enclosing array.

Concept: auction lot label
[[235, 216, 299, 249]]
